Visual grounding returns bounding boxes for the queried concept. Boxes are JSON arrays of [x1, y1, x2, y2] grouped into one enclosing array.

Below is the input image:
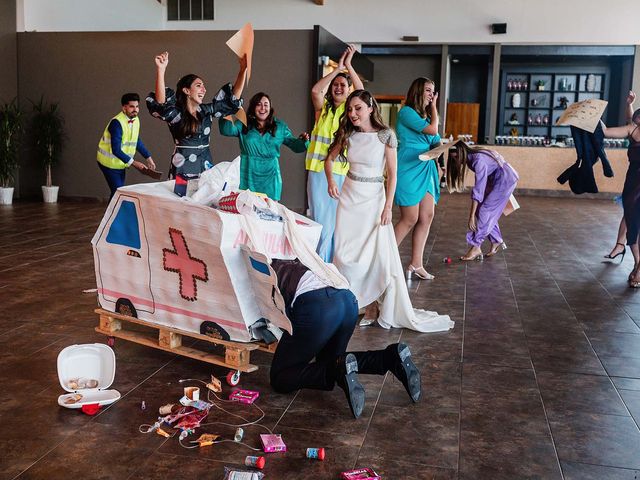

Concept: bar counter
[[485, 146, 629, 195]]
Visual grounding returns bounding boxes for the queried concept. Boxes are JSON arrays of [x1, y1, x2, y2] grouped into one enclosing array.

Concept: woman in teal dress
[[219, 92, 309, 201], [394, 77, 442, 280]]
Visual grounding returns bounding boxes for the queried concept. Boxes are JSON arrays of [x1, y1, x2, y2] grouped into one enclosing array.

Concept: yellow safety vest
[[305, 101, 349, 175], [97, 112, 140, 169]]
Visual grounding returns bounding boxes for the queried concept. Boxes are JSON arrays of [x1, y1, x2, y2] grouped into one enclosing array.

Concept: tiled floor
[[2, 195, 640, 479]]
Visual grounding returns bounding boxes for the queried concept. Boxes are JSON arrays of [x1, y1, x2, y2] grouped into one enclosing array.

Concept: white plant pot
[[42, 185, 59, 203], [0, 187, 14, 205]]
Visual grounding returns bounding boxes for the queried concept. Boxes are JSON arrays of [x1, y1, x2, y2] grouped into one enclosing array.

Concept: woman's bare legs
[[394, 204, 419, 247], [607, 216, 626, 258], [629, 242, 640, 286], [409, 194, 435, 268], [394, 195, 436, 276]]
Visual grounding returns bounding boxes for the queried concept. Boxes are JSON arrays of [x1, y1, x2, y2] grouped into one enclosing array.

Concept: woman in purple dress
[[602, 97, 640, 287], [446, 142, 519, 261]]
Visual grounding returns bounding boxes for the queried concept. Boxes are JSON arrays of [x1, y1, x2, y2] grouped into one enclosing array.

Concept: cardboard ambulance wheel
[[227, 370, 241, 386], [107, 336, 115, 347], [116, 298, 137, 318]]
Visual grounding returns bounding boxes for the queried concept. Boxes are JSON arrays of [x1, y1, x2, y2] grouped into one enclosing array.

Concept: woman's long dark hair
[[321, 72, 352, 118], [446, 141, 500, 193], [246, 92, 276, 136], [175, 74, 202, 139], [329, 90, 388, 159], [405, 77, 435, 118]]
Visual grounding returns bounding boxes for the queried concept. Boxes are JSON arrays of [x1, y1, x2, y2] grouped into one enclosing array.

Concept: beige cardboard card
[[555, 98, 608, 133], [502, 194, 520, 216], [235, 107, 248, 127], [140, 166, 163, 180], [226, 22, 254, 83], [418, 139, 462, 161]]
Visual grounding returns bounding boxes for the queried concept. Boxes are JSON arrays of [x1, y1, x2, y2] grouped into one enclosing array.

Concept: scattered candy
[[245, 455, 266, 469], [306, 447, 325, 460]]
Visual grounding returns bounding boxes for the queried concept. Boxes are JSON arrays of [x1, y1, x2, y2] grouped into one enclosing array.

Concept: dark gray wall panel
[[17, 30, 313, 209]]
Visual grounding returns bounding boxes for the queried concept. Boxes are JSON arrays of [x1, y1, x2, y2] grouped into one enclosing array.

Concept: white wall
[[18, 0, 640, 44]]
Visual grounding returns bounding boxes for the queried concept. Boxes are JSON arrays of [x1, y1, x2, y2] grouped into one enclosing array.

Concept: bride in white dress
[[324, 90, 453, 333]]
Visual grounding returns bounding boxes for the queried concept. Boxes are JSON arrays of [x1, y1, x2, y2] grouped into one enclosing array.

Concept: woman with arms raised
[[306, 45, 363, 261], [147, 51, 247, 178]]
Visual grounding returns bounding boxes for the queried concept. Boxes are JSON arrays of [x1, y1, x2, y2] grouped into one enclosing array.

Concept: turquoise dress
[[395, 106, 441, 206], [219, 118, 308, 201]]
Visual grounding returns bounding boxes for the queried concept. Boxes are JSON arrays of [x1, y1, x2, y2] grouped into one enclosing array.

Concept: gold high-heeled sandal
[[460, 252, 484, 262], [486, 242, 507, 258], [405, 264, 435, 280]]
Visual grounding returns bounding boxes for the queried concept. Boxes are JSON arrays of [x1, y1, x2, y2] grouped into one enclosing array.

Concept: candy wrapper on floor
[[223, 467, 264, 480]]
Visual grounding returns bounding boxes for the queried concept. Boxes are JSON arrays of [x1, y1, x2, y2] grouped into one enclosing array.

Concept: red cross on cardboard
[[162, 228, 209, 302]]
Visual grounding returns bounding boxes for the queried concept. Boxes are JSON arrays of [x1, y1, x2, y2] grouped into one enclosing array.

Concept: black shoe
[[387, 343, 421, 403], [335, 353, 366, 419], [604, 242, 626, 262]]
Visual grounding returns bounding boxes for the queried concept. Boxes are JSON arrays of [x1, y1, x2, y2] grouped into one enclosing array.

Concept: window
[[106, 201, 141, 249], [167, 0, 214, 21]]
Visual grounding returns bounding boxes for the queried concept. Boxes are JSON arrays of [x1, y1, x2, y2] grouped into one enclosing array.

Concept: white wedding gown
[[333, 131, 454, 333]]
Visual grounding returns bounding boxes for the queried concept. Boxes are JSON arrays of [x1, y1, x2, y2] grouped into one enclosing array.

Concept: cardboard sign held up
[[555, 98, 608, 133], [140, 166, 163, 180], [226, 22, 254, 84], [235, 107, 248, 127], [418, 139, 462, 162]]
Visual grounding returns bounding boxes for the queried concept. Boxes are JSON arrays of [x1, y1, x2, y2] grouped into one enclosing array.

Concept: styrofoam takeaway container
[[57, 343, 121, 409]]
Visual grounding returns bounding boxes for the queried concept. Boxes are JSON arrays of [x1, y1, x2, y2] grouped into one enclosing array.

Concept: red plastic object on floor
[[81, 403, 101, 416]]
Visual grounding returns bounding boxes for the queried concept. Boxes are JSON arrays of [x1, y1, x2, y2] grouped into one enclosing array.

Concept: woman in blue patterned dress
[[146, 51, 247, 178]]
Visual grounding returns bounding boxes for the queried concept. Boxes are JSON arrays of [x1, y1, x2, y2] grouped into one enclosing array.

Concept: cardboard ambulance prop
[[91, 182, 321, 342]]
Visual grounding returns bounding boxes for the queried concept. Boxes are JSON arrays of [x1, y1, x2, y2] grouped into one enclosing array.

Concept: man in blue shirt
[[97, 93, 156, 199]]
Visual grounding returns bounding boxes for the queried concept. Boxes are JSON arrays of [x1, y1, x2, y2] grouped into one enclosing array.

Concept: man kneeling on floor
[[268, 257, 421, 418]]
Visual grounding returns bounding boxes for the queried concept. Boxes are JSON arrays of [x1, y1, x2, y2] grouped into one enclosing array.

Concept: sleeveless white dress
[[333, 130, 454, 333]]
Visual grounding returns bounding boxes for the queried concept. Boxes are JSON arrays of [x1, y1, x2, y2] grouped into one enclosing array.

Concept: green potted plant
[[31, 97, 65, 203], [536, 79, 546, 91], [0, 99, 22, 205]]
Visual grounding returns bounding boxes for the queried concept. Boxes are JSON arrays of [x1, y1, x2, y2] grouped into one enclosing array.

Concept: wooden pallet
[[95, 308, 277, 372]]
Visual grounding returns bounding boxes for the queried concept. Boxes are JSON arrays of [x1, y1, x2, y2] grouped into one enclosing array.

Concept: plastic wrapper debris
[[223, 467, 264, 480]]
